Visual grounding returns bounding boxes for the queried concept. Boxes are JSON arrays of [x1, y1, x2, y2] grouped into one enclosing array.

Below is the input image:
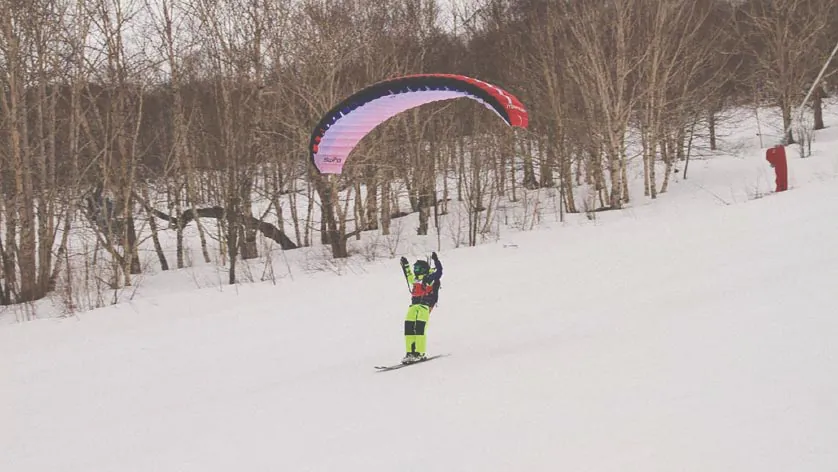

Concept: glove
[[431, 252, 439, 263], [400, 257, 408, 266]]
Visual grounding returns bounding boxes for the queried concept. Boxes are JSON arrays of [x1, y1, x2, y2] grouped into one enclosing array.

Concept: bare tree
[[634, 0, 725, 198], [560, 0, 646, 210], [0, 0, 74, 307], [737, 0, 835, 144]]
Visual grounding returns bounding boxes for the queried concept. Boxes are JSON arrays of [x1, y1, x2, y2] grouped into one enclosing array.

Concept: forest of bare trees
[[1, 0, 836, 312]]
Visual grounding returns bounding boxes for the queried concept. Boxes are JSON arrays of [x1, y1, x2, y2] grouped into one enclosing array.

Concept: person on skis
[[399, 252, 443, 364]]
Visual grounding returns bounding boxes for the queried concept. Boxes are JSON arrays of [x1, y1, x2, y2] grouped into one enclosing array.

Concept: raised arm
[[427, 252, 442, 281], [400, 257, 415, 286]]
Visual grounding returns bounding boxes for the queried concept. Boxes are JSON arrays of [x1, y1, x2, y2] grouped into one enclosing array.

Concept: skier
[[399, 252, 443, 364]]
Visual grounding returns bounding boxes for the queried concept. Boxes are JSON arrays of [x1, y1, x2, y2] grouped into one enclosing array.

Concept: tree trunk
[[381, 178, 391, 236], [316, 177, 348, 258], [144, 187, 169, 271], [608, 153, 623, 209], [562, 148, 577, 213], [239, 178, 258, 260], [781, 95, 795, 144], [659, 138, 673, 194], [708, 110, 717, 151], [365, 172, 379, 231], [354, 181, 366, 237], [813, 86, 824, 130], [227, 195, 239, 285], [522, 145, 538, 189], [125, 216, 142, 275]]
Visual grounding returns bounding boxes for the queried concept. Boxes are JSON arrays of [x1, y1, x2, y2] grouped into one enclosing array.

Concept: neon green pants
[[404, 304, 431, 354]]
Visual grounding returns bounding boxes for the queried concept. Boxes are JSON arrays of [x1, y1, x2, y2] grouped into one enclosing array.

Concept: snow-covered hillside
[[2, 106, 838, 471]]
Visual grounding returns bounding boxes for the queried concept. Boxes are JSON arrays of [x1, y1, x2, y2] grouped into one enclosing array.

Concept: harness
[[411, 278, 435, 297], [410, 272, 440, 307]]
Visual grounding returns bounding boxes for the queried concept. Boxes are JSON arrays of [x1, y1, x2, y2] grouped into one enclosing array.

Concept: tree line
[[1, 0, 836, 308]]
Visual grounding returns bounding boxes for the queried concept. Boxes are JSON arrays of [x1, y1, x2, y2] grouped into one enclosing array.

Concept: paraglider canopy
[[309, 74, 529, 175]]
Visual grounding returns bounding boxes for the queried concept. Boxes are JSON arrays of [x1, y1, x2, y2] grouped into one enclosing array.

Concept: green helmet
[[413, 260, 430, 275]]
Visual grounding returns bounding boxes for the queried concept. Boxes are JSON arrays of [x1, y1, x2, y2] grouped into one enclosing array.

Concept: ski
[[374, 354, 448, 372]]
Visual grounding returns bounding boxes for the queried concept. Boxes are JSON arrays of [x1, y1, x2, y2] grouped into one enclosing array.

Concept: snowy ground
[[2, 105, 838, 471]]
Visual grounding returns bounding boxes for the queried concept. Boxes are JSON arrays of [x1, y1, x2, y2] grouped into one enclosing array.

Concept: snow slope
[[3, 108, 838, 471]]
